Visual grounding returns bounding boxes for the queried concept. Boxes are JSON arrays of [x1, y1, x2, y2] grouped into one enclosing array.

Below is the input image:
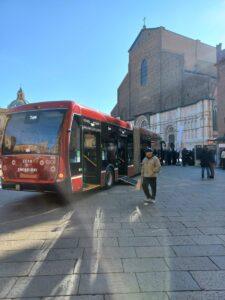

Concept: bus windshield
[[2, 109, 66, 155]]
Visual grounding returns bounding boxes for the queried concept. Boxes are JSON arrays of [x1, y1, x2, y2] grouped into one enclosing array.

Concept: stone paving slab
[[0, 250, 41, 262], [0, 261, 34, 277], [97, 229, 134, 237], [104, 292, 169, 300], [172, 245, 225, 256], [121, 222, 149, 229], [191, 271, 225, 290], [78, 237, 118, 247], [0, 231, 61, 241], [79, 273, 139, 294], [182, 221, 225, 228], [0, 277, 17, 298], [136, 271, 200, 292], [122, 257, 169, 272], [7, 275, 79, 298], [74, 258, 123, 273], [210, 256, 225, 269], [7, 298, 40, 300], [84, 246, 136, 258], [157, 236, 196, 246], [198, 227, 225, 235], [133, 228, 172, 237], [38, 248, 84, 261], [168, 228, 202, 236], [148, 222, 186, 230], [42, 238, 79, 249], [165, 256, 218, 271], [135, 246, 176, 257], [96, 223, 122, 229], [62, 229, 98, 238], [44, 296, 104, 300], [190, 235, 225, 245], [167, 291, 225, 299], [30, 260, 75, 276], [118, 236, 160, 246], [0, 240, 45, 251], [218, 235, 225, 242]]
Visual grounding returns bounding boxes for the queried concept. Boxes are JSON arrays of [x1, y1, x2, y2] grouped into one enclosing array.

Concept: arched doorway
[[135, 115, 149, 128]]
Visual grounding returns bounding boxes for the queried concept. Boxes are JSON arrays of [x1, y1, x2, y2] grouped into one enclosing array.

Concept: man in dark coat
[[182, 148, 188, 166], [200, 146, 210, 179], [208, 149, 216, 179]]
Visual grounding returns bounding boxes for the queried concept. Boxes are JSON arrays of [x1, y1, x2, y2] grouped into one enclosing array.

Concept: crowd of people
[[158, 146, 195, 166]]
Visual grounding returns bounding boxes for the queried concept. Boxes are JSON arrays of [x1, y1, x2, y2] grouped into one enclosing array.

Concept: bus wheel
[[105, 168, 114, 189]]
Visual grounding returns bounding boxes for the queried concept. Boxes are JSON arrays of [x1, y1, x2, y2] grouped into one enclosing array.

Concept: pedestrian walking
[[221, 149, 225, 170], [141, 147, 161, 205], [200, 146, 210, 179]]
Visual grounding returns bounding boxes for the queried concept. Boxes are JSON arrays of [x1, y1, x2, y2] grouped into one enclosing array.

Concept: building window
[[140, 59, 148, 86], [212, 107, 218, 131]]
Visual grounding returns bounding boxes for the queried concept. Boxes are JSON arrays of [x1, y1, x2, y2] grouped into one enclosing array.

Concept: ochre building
[[111, 26, 217, 150]]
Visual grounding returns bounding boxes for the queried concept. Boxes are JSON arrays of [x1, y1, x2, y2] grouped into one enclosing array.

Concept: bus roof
[[7, 100, 132, 129]]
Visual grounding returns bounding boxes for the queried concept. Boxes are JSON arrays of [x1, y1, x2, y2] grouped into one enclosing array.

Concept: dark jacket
[[208, 150, 216, 164], [200, 149, 209, 167]]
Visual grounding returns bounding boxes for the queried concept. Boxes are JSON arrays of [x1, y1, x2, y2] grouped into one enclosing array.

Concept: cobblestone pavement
[[1, 166, 225, 299]]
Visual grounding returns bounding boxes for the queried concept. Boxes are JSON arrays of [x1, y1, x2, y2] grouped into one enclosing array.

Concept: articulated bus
[[0, 101, 160, 195]]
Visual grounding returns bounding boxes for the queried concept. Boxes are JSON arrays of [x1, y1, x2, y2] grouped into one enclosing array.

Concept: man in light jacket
[[141, 147, 161, 205]]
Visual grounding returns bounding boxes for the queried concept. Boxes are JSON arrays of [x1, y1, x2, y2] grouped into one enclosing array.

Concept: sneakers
[[144, 199, 156, 205], [144, 200, 151, 205]]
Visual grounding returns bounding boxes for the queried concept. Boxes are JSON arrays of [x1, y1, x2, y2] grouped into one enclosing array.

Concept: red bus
[[0, 101, 160, 195]]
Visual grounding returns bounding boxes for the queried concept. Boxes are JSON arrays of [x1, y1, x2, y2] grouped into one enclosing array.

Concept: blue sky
[[0, 0, 224, 113]]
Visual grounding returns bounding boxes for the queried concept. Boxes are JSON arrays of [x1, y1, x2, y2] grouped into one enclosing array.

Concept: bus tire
[[105, 167, 114, 189]]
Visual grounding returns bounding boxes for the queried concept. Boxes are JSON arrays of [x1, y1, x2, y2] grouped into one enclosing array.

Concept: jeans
[[201, 167, 210, 178], [142, 177, 157, 199]]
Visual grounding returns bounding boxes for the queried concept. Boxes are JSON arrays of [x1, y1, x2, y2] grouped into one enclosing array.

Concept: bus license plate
[[15, 184, 20, 191]]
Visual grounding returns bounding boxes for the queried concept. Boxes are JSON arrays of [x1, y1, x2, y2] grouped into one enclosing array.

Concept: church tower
[[8, 87, 28, 108]]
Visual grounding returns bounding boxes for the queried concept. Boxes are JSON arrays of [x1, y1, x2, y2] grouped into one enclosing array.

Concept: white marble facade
[[135, 99, 214, 150]]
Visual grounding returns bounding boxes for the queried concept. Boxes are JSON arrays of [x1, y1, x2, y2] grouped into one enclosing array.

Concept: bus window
[[2, 109, 66, 155], [101, 124, 118, 168], [69, 116, 81, 176]]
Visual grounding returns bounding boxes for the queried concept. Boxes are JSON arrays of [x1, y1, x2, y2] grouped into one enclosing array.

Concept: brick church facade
[[216, 44, 225, 137], [111, 26, 217, 150]]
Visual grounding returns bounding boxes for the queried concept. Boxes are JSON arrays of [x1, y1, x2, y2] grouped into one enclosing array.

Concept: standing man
[[181, 148, 188, 166], [221, 149, 225, 170], [200, 146, 210, 179], [208, 149, 216, 179], [141, 148, 161, 205]]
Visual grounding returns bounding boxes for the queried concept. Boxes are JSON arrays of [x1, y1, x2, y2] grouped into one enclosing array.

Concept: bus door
[[118, 135, 128, 176], [82, 119, 101, 188], [69, 115, 82, 192]]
